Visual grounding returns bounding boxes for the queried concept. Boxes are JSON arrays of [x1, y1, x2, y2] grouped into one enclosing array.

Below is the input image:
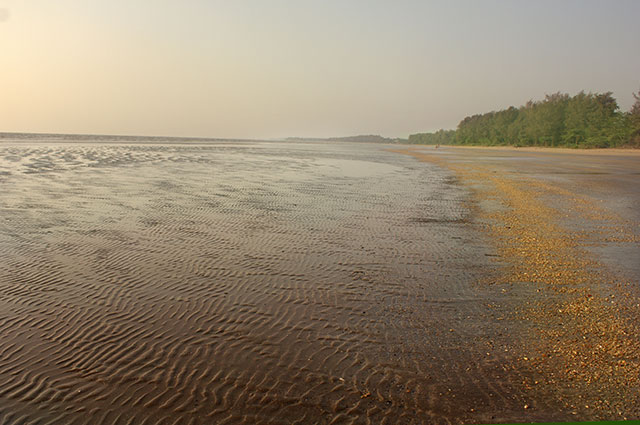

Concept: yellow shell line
[[389, 147, 640, 419]]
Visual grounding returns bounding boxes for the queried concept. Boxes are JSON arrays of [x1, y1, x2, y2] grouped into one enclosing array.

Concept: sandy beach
[[0, 139, 638, 424], [419, 145, 640, 156], [391, 145, 640, 420]]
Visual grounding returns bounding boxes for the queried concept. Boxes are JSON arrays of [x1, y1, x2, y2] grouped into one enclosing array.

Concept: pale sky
[[1, 0, 639, 139]]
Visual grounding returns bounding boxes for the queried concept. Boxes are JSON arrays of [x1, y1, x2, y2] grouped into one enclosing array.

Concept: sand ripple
[[0, 141, 544, 424]]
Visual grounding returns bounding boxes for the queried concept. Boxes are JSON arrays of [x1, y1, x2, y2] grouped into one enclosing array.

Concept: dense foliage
[[409, 90, 640, 148]]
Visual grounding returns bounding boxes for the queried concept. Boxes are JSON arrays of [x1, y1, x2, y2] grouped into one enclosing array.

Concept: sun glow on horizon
[[1, 0, 639, 139]]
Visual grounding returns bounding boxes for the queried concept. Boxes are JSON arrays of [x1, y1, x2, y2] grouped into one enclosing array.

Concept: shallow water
[[0, 140, 553, 424]]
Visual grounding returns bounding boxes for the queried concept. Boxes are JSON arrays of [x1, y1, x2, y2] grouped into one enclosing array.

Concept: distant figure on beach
[[435, 144, 439, 149]]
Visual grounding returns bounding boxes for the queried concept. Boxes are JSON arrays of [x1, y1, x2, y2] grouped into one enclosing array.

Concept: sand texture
[[390, 146, 640, 421], [0, 140, 638, 424]]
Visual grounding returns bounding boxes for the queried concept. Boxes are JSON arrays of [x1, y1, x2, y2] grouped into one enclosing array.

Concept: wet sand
[[391, 146, 640, 421], [0, 140, 638, 424]]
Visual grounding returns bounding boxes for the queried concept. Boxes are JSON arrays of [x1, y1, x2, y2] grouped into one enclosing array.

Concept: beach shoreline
[[0, 140, 638, 423], [400, 144, 640, 156], [389, 146, 640, 420]]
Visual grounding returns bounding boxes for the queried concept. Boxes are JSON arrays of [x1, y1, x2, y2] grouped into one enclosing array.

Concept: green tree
[[629, 89, 640, 146], [409, 90, 638, 149]]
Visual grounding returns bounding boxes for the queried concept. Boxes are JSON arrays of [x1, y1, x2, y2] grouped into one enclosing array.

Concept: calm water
[[0, 137, 553, 424]]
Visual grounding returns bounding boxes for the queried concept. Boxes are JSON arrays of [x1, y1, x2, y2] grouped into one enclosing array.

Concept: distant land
[[0, 132, 264, 144], [0, 132, 409, 145], [286, 135, 405, 144], [10, 87, 640, 152], [408, 90, 640, 149]]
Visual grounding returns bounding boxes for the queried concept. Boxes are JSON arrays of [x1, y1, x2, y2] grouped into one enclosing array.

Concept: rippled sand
[[0, 139, 637, 424]]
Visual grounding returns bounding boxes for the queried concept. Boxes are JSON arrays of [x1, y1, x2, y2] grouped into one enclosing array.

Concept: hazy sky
[[1, 1, 639, 139]]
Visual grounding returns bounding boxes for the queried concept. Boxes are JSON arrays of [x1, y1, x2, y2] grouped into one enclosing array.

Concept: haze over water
[[1, 1, 639, 139]]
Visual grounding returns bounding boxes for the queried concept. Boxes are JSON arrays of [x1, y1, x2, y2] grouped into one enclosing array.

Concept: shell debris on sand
[[389, 146, 640, 420]]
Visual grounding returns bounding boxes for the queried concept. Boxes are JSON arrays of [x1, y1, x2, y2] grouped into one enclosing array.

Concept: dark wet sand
[[0, 140, 638, 424]]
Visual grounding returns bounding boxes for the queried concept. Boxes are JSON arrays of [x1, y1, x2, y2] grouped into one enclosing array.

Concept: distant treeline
[[409, 90, 640, 148], [326, 135, 392, 143], [288, 135, 406, 143]]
